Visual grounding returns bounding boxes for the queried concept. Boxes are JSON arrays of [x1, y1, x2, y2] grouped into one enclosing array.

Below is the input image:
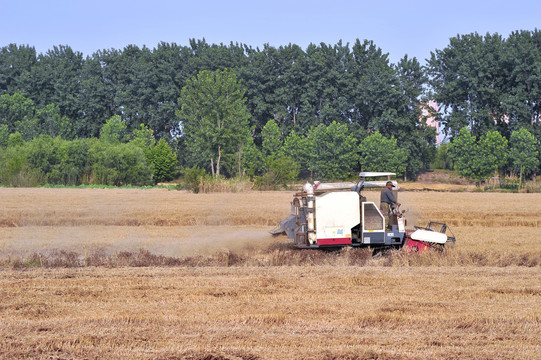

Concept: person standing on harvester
[[380, 181, 400, 229]]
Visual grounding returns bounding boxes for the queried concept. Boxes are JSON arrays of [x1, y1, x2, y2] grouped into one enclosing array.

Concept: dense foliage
[[0, 123, 177, 187], [359, 132, 407, 176], [1, 31, 540, 187], [427, 30, 541, 138], [448, 127, 538, 186], [0, 135, 151, 186]]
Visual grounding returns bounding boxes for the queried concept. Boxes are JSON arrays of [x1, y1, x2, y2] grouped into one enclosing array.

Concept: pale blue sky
[[1, 0, 540, 64]]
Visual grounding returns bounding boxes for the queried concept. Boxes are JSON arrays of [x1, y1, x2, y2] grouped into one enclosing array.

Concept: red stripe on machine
[[317, 238, 352, 246]]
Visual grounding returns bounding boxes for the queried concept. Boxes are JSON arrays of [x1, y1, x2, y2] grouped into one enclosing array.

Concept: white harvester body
[[314, 191, 359, 245]]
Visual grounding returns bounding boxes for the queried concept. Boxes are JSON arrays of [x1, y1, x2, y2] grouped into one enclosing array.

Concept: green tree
[[237, 44, 276, 138], [177, 68, 251, 177], [149, 42, 193, 139], [8, 132, 24, 147], [89, 140, 152, 186], [477, 130, 508, 179], [450, 127, 509, 183], [350, 40, 397, 130], [448, 127, 478, 180], [36, 103, 74, 139], [307, 121, 359, 180], [100, 115, 129, 144], [105, 45, 156, 133], [25, 135, 58, 183], [359, 132, 407, 176], [501, 30, 541, 130], [258, 156, 299, 189], [532, 125, 541, 174], [281, 129, 310, 174], [303, 41, 353, 127], [508, 128, 539, 188], [130, 123, 156, 154], [52, 138, 91, 185], [0, 92, 35, 135], [431, 143, 453, 169], [428, 33, 505, 138], [394, 56, 434, 179], [257, 119, 301, 186], [0, 142, 29, 186], [24, 136, 87, 185], [19, 45, 84, 123], [241, 140, 264, 176], [261, 119, 282, 157], [76, 54, 113, 137], [272, 44, 308, 131], [148, 138, 177, 183], [0, 44, 37, 94], [0, 124, 8, 147]]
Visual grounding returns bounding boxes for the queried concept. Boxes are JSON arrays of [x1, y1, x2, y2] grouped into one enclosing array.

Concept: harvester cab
[[273, 172, 455, 252]]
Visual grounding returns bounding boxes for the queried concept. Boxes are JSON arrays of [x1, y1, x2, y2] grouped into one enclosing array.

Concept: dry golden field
[[0, 187, 540, 359]]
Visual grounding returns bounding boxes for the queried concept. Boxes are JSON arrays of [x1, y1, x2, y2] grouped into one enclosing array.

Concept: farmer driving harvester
[[380, 181, 401, 230]]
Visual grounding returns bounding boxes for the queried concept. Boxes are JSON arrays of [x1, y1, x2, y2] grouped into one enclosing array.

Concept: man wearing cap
[[380, 181, 401, 229]]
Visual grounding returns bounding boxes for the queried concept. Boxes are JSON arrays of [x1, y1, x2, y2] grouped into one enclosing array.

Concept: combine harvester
[[272, 172, 456, 252]]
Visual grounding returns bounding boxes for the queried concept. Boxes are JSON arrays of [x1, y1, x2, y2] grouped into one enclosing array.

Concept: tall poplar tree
[[177, 68, 251, 177], [509, 128, 539, 187]]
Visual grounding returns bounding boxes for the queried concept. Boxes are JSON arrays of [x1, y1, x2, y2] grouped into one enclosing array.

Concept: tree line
[[1, 30, 540, 186], [446, 127, 539, 188], [0, 117, 177, 187]]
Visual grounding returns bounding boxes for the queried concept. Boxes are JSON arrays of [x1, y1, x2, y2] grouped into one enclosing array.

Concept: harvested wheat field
[[0, 187, 540, 359]]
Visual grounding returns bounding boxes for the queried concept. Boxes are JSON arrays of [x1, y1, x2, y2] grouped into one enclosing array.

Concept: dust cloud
[[0, 187, 295, 261], [122, 227, 279, 257], [402, 206, 421, 229], [0, 225, 281, 259]]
